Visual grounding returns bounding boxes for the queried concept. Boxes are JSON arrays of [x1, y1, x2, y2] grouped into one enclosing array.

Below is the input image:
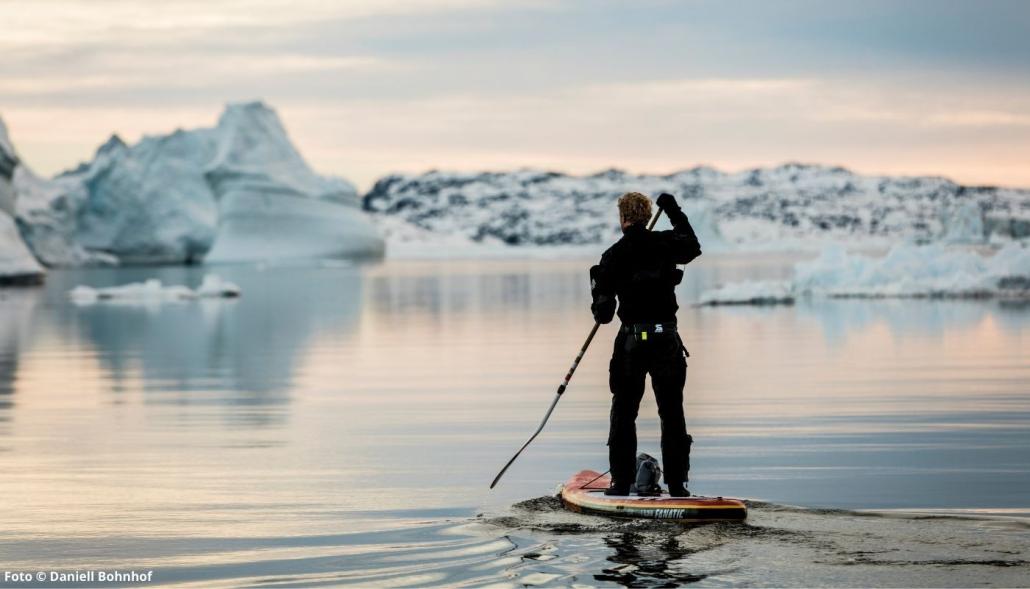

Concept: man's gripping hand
[[656, 192, 679, 212]]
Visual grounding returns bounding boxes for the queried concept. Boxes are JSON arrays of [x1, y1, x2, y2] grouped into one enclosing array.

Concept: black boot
[[604, 480, 630, 496], [665, 434, 693, 497], [668, 482, 690, 497]]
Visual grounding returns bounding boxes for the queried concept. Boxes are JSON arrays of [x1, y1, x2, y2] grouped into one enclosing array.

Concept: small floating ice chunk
[[69, 274, 240, 304], [194, 274, 241, 298], [699, 280, 795, 306]]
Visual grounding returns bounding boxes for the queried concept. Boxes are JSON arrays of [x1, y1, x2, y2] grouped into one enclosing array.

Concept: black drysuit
[[589, 204, 702, 487]]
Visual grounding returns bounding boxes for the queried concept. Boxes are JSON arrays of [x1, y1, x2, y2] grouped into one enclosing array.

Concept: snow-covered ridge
[[363, 165, 1030, 249], [699, 242, 1030, 305], [7, 102, 383, 268]]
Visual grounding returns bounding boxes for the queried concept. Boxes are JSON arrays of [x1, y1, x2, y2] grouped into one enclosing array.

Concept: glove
[[656, 192, 678, 211]]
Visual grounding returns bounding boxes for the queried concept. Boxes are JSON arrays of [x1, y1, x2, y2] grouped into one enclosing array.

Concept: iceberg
[[0, 118, 45, 285], [0, 213, 45, 285], [15, 130, 217, 266], [699, 242, 1030, 304], [69, 274, 240, 304], [15, 164, 120, 267], [74, 131, 219, 264], [792, 243, 1030, 298], [8, 102, 382, 267], [203, 102, 384, 263]]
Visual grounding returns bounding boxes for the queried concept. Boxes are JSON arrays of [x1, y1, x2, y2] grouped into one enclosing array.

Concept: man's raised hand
[[656, 192, 678, 212]]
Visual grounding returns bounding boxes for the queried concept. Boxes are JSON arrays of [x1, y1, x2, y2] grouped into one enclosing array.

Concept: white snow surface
[[699, 243, 1030, 304], [941, 201, 986, 244], [9, 102, 382, 266], [69, 274, 240, 304], [364, 165, 1030, 251]]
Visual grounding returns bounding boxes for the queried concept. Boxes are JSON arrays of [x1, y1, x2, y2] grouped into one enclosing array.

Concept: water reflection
[[0, 289, 42, 428], [367, 260, 590, 319], [595, 532, 707, 587], [0, 254, 1027, 587], [24, 264, 365, 427], [796, 298, 1030, 345]]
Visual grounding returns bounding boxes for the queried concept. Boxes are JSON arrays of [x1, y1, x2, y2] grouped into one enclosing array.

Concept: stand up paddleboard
[[560, 470, 747, 522]]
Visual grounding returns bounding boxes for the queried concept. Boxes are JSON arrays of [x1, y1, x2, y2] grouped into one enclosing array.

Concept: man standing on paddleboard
[[589, 192, 702, 496]]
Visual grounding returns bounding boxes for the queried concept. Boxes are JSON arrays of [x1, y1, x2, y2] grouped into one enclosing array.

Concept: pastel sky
[[3, 0, 1029, 190]]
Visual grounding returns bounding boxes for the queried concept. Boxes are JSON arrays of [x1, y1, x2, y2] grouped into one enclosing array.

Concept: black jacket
[[590, 205, 702, 325]]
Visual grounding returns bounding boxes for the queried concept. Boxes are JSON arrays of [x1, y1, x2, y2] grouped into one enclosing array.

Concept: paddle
[[489, 207, 664, 489]]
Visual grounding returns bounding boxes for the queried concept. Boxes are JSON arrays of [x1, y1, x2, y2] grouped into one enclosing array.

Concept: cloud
[[0, 54, 392, 96], [923, 110, 1030, 128], [0, 0, 503, 47], [2, 1, 1029, 188]]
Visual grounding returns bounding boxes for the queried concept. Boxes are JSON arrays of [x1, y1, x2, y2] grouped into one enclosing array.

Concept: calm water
[[1, 254, 1028, 587]]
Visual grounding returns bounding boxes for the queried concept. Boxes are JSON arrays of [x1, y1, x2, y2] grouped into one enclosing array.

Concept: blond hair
[[617, 192, 652, 226]]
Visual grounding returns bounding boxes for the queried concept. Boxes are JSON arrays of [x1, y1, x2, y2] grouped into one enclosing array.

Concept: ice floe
[[698, 280, 796, 306], [69, 274, 240, 304], [699, 242, 1030, 305]]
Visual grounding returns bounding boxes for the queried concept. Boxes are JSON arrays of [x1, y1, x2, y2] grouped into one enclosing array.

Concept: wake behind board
[[560, 470, 747, 522]]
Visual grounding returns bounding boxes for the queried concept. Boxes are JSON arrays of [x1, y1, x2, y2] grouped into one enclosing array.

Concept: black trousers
[[608, 329, 690, 486]]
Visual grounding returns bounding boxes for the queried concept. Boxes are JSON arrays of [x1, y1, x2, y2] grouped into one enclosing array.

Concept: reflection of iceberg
[[798, 298, 1017, 348], [47, 265, 363, 426], [367, 264, 590, 318], [0, 289, 42, 419]]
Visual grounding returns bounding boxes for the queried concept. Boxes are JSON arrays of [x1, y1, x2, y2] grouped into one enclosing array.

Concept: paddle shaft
[[489, 208, 664, 489]]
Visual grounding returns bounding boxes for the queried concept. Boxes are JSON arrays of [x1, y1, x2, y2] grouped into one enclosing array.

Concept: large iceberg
[[699, 242, 1030, 304], [0, 118, 45, 285], [203, 103, 384, 263], [0, 213, 44, 285], [9, 102, 382, 266], [14, 164, 119, 267], [15, 129, 217, 265]]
